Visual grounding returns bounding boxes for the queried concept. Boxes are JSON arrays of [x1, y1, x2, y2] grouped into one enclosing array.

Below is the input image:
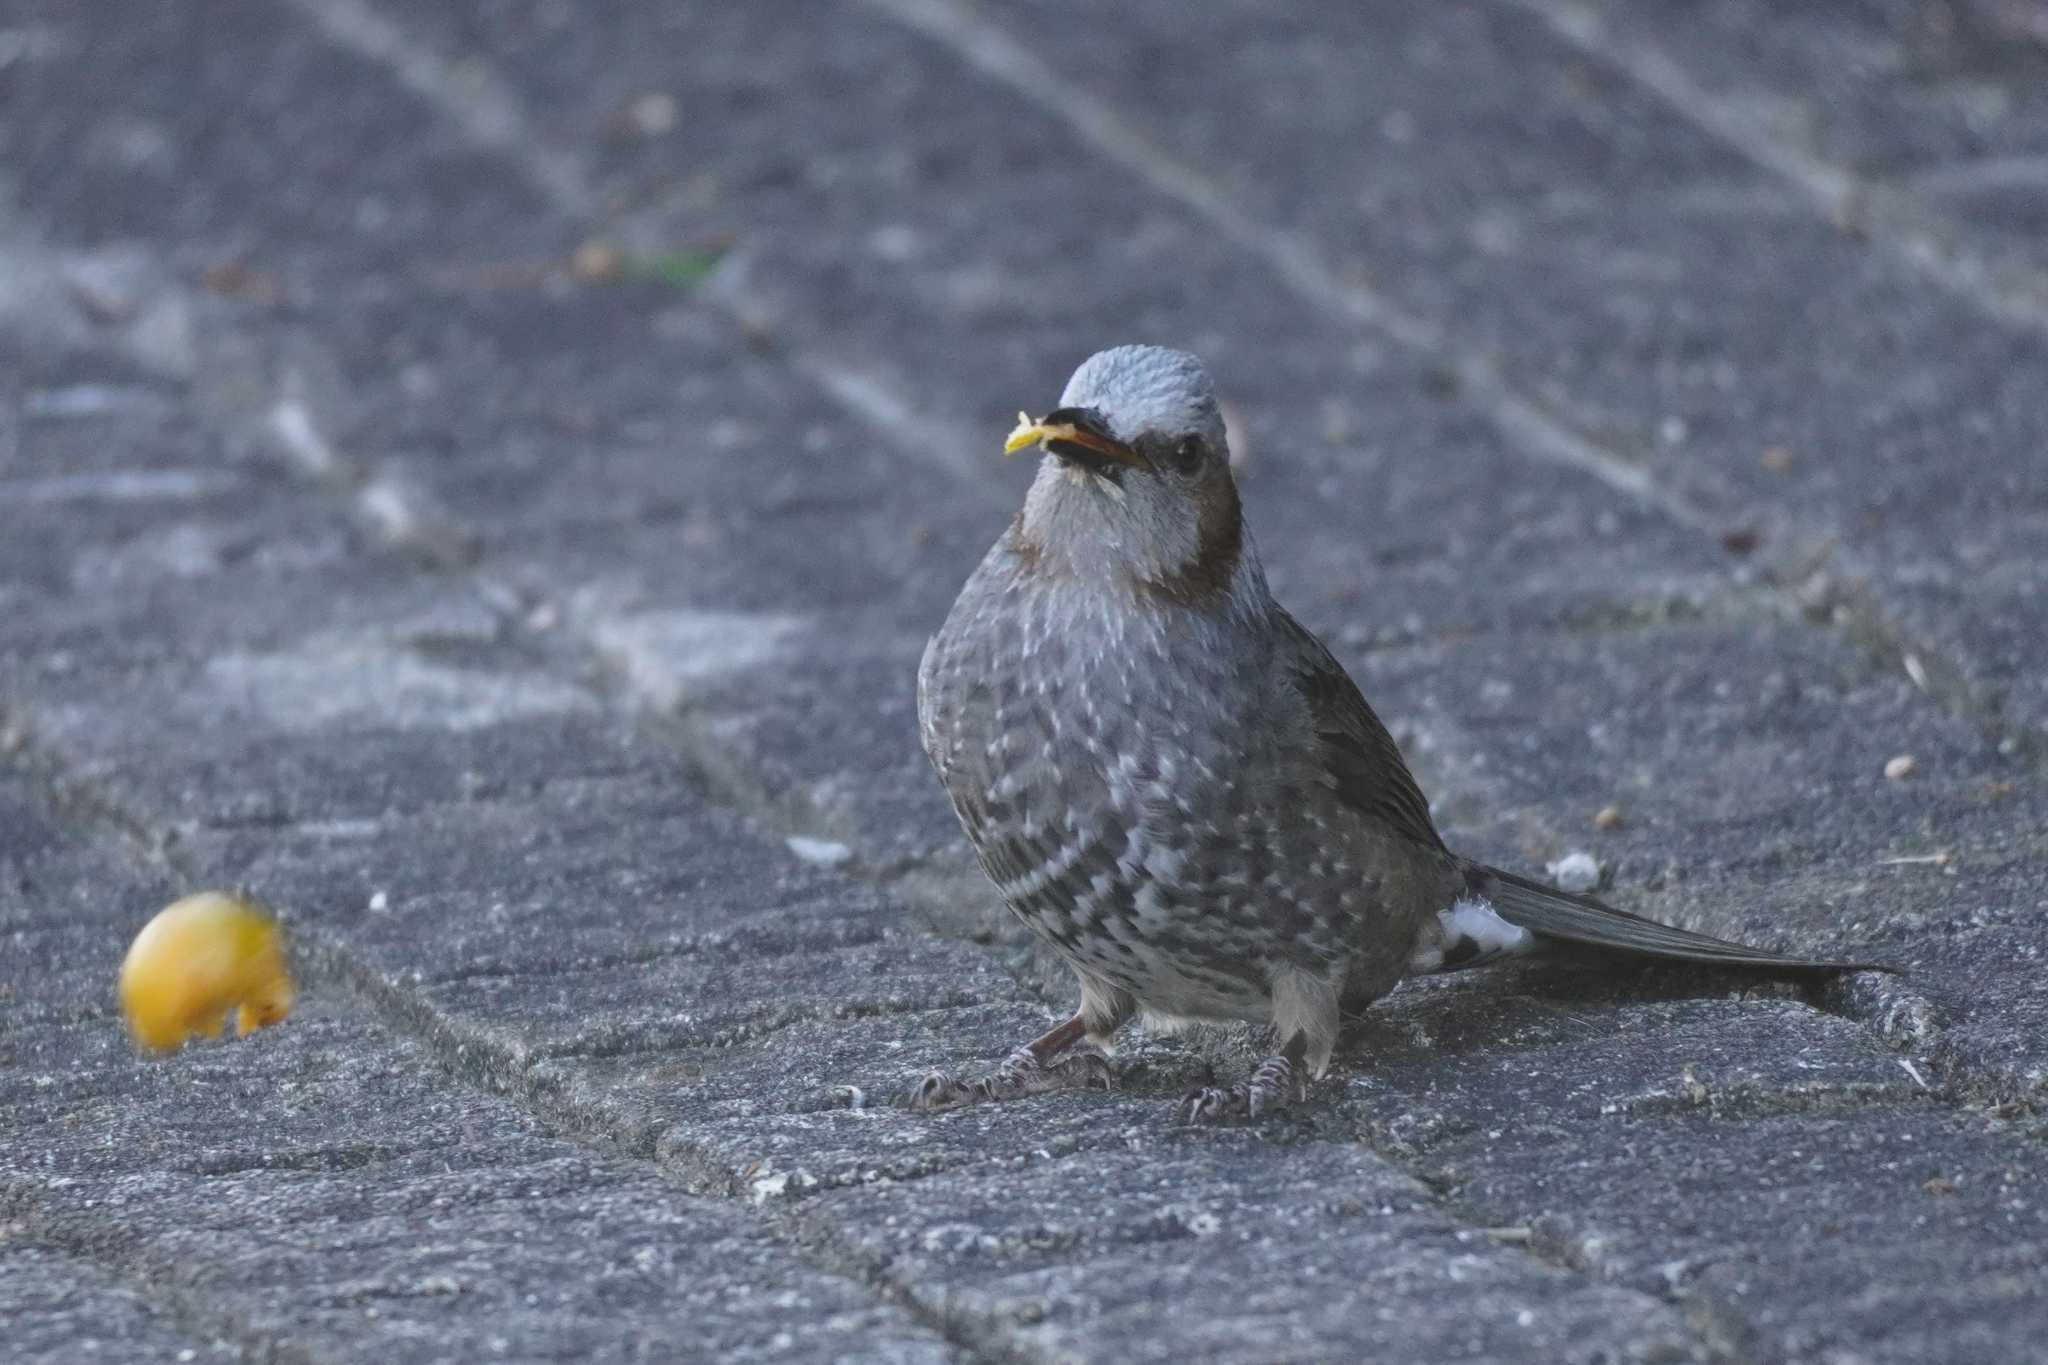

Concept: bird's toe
[[1048, 1047, 1118, 1092], [1246, 1054, 1303, 1118], [1178, 1084, 1249, 1124], [907, 1071, 976, 1113]]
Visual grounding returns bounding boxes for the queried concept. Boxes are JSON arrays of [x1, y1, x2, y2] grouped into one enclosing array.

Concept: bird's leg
[[1179, 1029, 1311, 1123], [909, 1013, 1116, 1113]]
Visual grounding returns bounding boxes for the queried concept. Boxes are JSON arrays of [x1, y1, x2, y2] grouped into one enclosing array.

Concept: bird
[[912, 344, 1887, 1121]]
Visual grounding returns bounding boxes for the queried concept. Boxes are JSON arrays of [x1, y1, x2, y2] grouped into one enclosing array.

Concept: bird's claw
[[908, 1045, 1117, 1113], [1178, 1052, 1304, 1123]]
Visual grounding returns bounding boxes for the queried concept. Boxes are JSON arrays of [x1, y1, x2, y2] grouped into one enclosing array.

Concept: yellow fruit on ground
[[118, 893, 295, 1053]]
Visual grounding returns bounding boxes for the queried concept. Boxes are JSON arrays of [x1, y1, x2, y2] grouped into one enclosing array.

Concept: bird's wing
[[1470, 864, 1895, 972], [1274, 609, 1446, 854], [1276, 612, 1891, 975]]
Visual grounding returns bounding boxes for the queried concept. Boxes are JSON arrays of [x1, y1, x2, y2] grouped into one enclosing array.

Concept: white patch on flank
[[1412, 895, 1535, 974], [1441, 896, 1533, 957]]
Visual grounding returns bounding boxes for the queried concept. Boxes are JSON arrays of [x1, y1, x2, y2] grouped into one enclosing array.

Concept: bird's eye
[[1169, 435, 1204, 474]]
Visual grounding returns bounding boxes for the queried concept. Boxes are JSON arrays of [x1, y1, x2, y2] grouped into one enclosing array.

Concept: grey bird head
[[1006, 345, 1252, 603]]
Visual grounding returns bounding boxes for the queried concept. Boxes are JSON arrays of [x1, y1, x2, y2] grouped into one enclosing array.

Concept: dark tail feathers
[[1469, 863, 1894, 974]]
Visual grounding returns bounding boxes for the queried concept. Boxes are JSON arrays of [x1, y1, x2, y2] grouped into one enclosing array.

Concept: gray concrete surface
[[3, 1, 2045, 1360]]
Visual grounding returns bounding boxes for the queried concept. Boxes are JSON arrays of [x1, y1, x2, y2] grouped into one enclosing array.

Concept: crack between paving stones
[[383, 928, 896, 989], [1352, 1079, 1937, 1169], [1535, 583, 1776, 637], [1596, 1080, 1939, 1122], [162, 757, 656, 835], [717, 1118, 1157, 1207], [528, 991, 997, 1061], [1819, 966, 1944, 1056], [171, 1144, 420, 1177], [1919, 1032, 2048, 1112]]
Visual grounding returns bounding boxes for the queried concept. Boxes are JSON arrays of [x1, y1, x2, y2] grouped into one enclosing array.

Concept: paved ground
[[4, 1, 2046, 1360]]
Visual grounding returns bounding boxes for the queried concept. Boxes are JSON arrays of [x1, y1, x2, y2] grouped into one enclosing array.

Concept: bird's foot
[[1178, 1050, 1306, 1123], [909, 1044, 1116, 1113]]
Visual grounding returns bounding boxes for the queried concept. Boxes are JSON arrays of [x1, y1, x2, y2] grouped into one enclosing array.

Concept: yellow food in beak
[[1003, 411, 1063, 454], [118, 892, 296, 1053], [1002, 411, 1143, 467]]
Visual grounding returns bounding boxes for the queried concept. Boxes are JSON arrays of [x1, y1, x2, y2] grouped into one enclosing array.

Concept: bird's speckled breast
[[918, 540, 1426, 1023]]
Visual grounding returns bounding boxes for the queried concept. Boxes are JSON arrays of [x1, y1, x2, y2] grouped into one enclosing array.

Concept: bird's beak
[[1003, 407, 1146, 472]]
